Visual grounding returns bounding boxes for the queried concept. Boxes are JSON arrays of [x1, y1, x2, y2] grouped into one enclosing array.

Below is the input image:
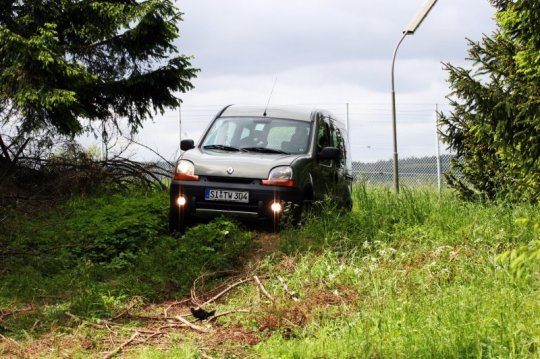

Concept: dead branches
[[0, 305, 34, 321], [77, 274, 299, 357], [103, 331, 141, 359], [175, 315, 210, 333], [254, 275, 274, 303]]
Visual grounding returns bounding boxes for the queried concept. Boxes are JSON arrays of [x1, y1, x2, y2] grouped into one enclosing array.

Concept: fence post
[[178, 103, 182, 150], [435, 104, 442, 193], [346, 103, 350, 131]]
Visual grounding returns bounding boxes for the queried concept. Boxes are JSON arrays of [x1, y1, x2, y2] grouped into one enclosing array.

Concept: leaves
[[439, 0, 540, 202], [0, 0, 198, 136]]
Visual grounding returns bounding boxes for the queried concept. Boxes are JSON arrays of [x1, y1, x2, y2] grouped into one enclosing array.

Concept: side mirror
[[180, 139, 195, 151], [318, 146, 340, 160]]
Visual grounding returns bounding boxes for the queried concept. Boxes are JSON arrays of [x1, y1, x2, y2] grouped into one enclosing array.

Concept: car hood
[[181, 148, 302, 179]]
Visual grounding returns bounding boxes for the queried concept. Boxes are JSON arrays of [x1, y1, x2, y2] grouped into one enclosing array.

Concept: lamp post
[[391, 0, 438, 193]]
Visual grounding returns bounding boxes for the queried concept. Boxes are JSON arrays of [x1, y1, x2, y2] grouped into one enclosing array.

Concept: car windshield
[[201, 117, 312, 154]]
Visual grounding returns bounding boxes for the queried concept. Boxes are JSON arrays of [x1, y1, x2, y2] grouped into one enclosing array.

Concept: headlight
[[262, 166, 294, 187], [174, 160, 199, 181]]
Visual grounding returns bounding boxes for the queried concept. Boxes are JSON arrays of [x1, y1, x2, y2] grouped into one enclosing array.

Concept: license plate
[[205, 189, 249, 203]]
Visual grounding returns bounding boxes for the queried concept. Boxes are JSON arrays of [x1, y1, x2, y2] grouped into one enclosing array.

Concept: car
[[169, 105, 353, 232]]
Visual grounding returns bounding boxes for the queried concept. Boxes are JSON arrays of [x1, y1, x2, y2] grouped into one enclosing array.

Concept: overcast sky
[[123, 0, 498, 162]]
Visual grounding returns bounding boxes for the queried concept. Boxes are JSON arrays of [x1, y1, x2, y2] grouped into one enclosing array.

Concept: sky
[[109, 0, 498, 162]]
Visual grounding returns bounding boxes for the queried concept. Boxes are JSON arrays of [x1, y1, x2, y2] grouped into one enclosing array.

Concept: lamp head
[[403, 0, 438, 34]]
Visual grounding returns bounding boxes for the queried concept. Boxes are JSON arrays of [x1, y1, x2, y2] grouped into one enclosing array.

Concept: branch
[[0, 134, 11, 161], [208, 309, 252, 323], [201, 277, 253, 307], [103, 331, 140, 359], [254, 276, 274, 303], [277, 275, 300, 302], [174, 315, 209, 333], [122, 135, 175, 167]]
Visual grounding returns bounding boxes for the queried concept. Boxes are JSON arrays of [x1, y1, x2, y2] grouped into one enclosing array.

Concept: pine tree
[[439, 0, 540, 202], [0, 0, 198, 136]]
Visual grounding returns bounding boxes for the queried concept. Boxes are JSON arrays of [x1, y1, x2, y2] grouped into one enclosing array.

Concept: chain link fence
[[136, 103, 459, 189], [351, 154, 454, 188]]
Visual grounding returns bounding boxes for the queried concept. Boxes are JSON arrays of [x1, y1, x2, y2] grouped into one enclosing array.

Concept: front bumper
[[170, 176, 303, 219]]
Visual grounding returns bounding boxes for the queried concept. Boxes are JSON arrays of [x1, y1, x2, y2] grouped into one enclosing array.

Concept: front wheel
[[169, 207, 193, 234]]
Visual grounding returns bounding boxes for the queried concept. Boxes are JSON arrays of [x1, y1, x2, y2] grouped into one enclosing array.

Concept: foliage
[[0, 188, 252, 319], [255, 186, 540, 358], [1, 185, 540, 357], [498, 219, 540, 278], [0, 0, 198, 137], [439, 0, 540, 202]]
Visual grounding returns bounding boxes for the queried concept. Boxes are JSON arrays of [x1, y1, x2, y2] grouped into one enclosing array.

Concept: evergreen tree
[[439, 0, 540, 202], [0, 0, 198, 136]]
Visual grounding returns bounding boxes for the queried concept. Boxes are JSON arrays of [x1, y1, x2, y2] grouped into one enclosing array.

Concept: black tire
[[169, 207, 192, 234]]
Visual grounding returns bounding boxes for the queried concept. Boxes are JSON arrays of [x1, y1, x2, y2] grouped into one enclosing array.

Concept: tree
[[0, 0, 198, 138], [439, 0, 540, 202]]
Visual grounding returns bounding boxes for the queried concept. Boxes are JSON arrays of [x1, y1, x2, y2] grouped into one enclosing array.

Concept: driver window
[[317, 120, 332, 152]]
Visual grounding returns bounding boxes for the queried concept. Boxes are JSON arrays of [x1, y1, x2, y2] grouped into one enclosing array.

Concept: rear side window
[[332, 123, 347, 169]]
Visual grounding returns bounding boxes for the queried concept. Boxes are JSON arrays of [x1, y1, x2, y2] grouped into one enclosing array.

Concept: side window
[[332, 124, 346, 169], [317, 119, 332, 152]]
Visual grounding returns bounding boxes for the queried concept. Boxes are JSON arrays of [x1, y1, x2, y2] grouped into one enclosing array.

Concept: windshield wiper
[[203, 144, 241, 152], [241, 147, 290, 154]]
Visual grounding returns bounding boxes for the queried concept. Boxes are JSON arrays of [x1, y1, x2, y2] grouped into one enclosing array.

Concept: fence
[[351, 154, 454, 189], [138, 103, 457, 189]]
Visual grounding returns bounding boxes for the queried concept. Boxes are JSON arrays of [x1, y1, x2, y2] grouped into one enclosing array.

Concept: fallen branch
[[0, 305, 34, 321], [254, 276, 274, 303], [103, 331, 140, 359], [64, 312, 118, 330], [0, 333, 22, 348], [208, 309, 252, 323], [175, 315, 210, 333], [163, 298, 192, 317], [201, 277, 253, 307], [110, 296, 143, 321], [277, 275, 300, 302]]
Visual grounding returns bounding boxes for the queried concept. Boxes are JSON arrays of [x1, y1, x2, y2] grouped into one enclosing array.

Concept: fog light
[[177, 196, 187, 207], [270, 202, 282, 213]]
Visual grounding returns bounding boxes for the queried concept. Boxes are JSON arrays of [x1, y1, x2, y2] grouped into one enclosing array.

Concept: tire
[[169, 207, 192, 234]]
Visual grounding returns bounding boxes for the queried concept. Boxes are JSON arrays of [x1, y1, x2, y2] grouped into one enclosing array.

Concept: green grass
[[0, 188, 252, 341], [251, 186, 540, 358], [1, 184, 539, 358]]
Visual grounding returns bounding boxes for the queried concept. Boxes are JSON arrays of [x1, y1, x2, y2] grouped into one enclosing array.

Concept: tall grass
[[254, 184, 540, 358], [1, 184, 539, 357], [0, 188, 252, 324], [280, 184, 538, 254]]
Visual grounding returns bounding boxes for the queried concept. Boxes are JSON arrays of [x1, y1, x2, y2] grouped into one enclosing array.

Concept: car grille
[[204, 176, 256, 184]]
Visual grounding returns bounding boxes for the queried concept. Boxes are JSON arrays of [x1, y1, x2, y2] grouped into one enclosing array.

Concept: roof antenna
[[263, 77, 277, 117]]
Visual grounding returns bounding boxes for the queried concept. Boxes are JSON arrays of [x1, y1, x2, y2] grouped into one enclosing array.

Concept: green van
[[169, 105, 353, 232]]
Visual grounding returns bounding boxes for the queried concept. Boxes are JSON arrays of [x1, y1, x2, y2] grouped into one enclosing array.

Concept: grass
[[1, 184, 539, 357], [250, 186, 540, 358]]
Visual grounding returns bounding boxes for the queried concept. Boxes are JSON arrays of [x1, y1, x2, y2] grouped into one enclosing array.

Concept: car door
[[331, 122, 353, 206], [312, 116, 337, 200]]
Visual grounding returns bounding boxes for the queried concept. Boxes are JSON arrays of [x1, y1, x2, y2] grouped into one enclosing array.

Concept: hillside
[[1, 185, 539, 358]]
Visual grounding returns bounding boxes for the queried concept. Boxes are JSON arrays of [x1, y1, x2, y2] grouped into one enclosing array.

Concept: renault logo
[[227, 167, 234, 175]]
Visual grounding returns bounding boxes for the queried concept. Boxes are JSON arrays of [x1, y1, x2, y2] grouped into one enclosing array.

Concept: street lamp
[[391, 0, 437, 193]]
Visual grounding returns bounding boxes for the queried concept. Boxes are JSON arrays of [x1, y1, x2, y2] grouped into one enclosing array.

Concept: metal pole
[[391, 32, 408, 194], [435, 104, 442, 193], [178, 103, 182, 149], [346, 102, 350, 131]]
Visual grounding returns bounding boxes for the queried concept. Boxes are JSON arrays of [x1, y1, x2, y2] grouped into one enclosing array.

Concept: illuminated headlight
[[177, 196, 187, 207], [262, 166, 294, 187], [174, 160, 199, 181], [270, 202, 283, 213]]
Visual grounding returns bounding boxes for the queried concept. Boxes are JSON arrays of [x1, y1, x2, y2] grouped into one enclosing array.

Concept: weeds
[[1, 184, 539, 357]]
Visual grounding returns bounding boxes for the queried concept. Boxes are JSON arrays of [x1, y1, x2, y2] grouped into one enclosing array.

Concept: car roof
[[219, 105, 344, 125]]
